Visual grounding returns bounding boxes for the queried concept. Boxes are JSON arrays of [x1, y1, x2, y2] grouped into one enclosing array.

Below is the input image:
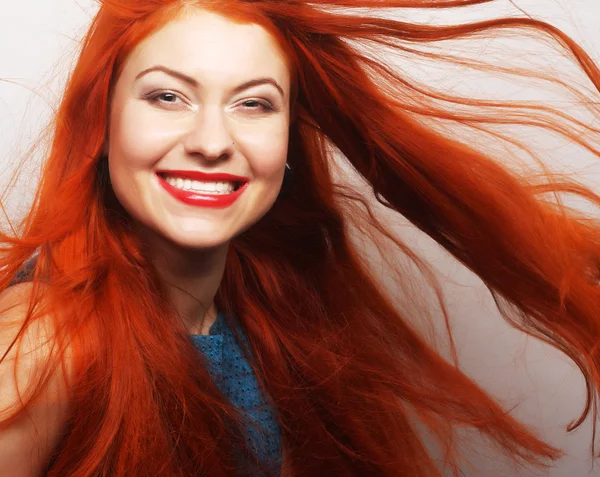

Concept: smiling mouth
[[156, 172, 244, 194]]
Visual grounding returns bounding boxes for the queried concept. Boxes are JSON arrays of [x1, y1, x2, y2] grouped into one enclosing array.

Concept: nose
[[182, 105, 234, 162]]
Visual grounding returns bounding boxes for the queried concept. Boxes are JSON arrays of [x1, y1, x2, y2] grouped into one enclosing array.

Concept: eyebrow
[[135, 65, 285, 98]]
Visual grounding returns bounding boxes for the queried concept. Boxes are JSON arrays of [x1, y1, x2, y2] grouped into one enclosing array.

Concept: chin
[[139, 222, 229, 252], [169, 235, 232, 252]]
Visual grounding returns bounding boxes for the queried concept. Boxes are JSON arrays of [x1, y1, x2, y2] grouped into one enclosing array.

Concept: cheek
[[108, 101, 176, 170], [241, 128, 290, 181], [106, 103, 163, 214]]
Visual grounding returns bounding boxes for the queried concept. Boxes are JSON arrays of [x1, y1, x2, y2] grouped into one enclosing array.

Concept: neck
[[139, 226, 229, 335]]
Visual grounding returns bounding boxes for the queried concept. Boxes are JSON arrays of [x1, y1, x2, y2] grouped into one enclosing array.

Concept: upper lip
[[157, 170, 249, 183]]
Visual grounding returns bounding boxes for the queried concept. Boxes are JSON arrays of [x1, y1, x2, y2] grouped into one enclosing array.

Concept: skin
[[106, 10, 292, 335]]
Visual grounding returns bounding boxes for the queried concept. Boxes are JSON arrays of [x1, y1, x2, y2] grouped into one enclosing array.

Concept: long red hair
[[2, 0, 600, 475]]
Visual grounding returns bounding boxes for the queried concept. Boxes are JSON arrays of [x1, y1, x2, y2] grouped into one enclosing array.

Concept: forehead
[[121, 9, 290, 89]]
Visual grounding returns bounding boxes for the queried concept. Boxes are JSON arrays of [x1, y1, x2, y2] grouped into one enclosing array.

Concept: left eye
[[241, 100, 273, 111]]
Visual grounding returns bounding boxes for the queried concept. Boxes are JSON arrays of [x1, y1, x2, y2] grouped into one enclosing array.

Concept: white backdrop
[[1, 1, 600, 476]]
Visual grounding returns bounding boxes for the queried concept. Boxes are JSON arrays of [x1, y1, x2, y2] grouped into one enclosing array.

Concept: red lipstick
[[157, 170, 249, 183], [156, 170, 249, 209]]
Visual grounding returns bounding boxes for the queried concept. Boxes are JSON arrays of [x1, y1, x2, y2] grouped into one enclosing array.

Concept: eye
[[144, 91, 186, 108], [240, 99, 274, 112]]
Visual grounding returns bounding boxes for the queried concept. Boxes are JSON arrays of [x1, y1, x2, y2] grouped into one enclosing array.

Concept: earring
[[278, 161, 293, 200]]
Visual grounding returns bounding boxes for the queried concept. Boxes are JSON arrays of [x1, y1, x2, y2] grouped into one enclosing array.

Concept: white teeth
[[164, 176, 236, 195]]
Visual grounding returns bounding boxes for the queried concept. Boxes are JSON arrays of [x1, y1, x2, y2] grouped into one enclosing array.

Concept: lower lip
[[156, 174, 248, 208]]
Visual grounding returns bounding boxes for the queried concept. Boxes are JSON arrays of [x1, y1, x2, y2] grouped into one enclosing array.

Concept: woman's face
[[107, 9, 291, 250]]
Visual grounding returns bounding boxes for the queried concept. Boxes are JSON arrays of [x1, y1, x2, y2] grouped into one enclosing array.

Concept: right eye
[[144, 91, 186, 108]]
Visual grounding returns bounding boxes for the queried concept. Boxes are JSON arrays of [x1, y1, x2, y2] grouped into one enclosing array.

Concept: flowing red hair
[[2, 0, 600, 475]]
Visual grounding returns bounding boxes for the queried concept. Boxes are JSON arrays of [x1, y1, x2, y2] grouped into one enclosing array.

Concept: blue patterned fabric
[[190, 312, 283, 475], [8, 258, 37, 286]]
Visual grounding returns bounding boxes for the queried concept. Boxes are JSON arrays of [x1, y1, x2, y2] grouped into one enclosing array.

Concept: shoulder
[[0, 281, 72, 404], [0, 281, 71, 476], [0, 281, 55, 361]]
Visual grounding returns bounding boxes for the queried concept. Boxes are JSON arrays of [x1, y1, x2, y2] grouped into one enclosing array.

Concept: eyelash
[[144, 91, 275, 112]]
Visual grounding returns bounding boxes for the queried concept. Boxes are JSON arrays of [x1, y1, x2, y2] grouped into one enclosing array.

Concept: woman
[[1, 0, 600, 476]]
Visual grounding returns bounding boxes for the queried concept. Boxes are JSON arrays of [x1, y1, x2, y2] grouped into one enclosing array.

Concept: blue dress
[[190, 311, 283, 475], [9, 260, 283, 475]]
